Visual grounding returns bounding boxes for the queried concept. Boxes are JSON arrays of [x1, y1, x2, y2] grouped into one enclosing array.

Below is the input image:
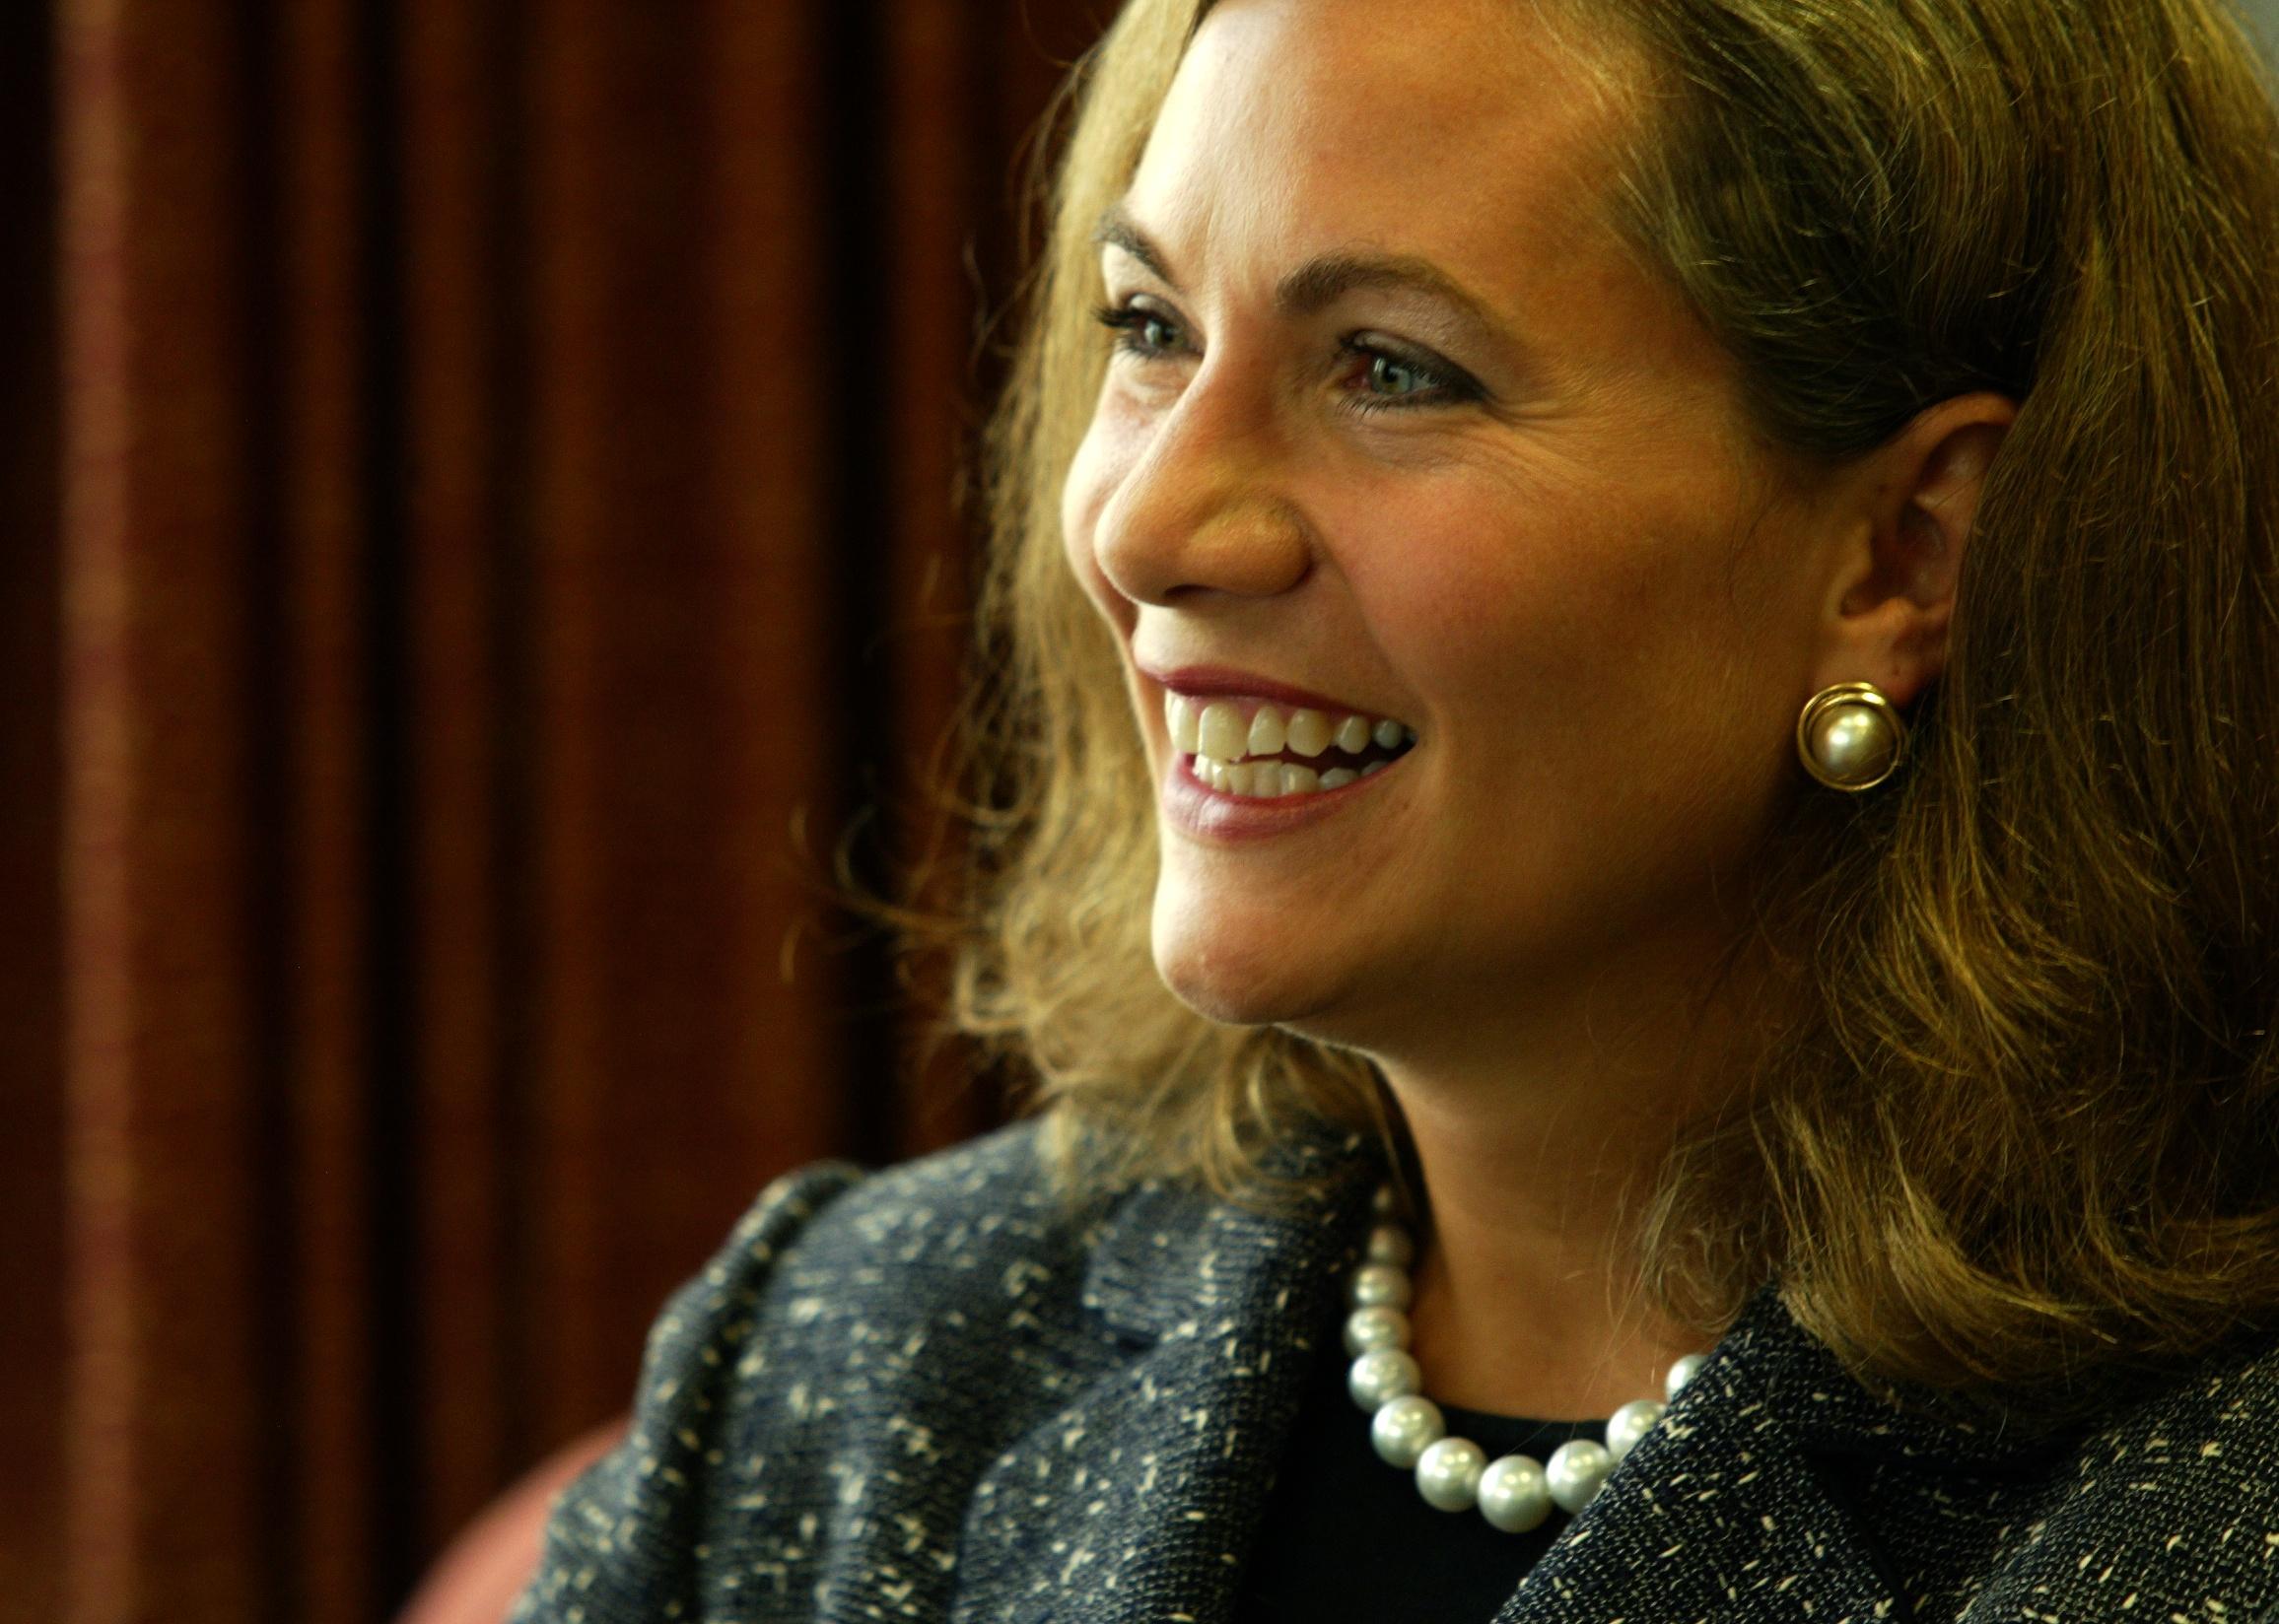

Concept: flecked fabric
[[510, 1120, 2279, 1623]]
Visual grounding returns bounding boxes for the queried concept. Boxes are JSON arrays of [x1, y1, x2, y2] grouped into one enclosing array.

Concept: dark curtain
[[0, 2, 1108, 1620]]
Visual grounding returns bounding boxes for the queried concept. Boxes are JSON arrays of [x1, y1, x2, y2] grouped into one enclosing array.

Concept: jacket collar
[[952, 1125, 1379, 1624], [969, 1123, 2074, 1624], [1076, 1122, 1381, 1344], [1499, 1288, 1901, 1622]]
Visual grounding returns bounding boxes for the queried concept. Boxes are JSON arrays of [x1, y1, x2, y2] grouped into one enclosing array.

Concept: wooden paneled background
[[0, 2, 1106, 1620]]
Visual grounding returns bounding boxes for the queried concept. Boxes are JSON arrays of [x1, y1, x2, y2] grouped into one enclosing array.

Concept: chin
[[1151, 936, 1292, 1027], [1150, 895, 1310, 1029], [1148, 887, 1375, 1038]]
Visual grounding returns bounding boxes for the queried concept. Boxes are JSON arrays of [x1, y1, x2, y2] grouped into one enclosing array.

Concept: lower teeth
[[1194, 754, 1397, 798]]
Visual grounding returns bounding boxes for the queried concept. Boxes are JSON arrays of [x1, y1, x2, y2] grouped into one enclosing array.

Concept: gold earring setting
[[1796, 682, 1907, 792]]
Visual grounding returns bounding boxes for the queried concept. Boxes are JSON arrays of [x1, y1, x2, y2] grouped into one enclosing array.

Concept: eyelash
[[1090, 300, 1482, 415]]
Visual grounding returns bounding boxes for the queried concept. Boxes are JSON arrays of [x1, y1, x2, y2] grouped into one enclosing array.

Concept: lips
[[1142, 663, 1416, 735]]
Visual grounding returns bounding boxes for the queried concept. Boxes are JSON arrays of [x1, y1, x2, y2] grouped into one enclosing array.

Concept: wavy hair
[[944, 0, 2279, 1397]]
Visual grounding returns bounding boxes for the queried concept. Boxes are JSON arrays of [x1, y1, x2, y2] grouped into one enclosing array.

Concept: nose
[[1088, 362, 1314, 607]]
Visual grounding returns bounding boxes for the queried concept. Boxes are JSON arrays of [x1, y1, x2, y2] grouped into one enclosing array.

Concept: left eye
[[1344, 340, 1481, 412], [1366, 354, 1435, 396]]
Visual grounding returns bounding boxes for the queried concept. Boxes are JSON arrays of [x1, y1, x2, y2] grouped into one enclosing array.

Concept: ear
[[1812, 392, 2016, 708]]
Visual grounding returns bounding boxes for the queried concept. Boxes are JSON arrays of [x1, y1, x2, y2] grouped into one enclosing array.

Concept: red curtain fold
[[5, 2, 1109, 1620]]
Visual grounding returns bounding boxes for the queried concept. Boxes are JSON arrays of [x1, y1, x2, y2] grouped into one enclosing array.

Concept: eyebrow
[[1091, 201, 1516, 345]]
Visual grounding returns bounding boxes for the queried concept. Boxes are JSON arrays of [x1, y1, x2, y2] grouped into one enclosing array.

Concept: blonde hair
[[946, 0, 2279, 1397]]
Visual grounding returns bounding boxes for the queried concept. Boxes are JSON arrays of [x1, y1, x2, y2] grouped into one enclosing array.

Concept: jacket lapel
[[1495, 1287, 2080, 1624], [948, 1132, 1377, 1624], [951, 1131, 2038, 1624]]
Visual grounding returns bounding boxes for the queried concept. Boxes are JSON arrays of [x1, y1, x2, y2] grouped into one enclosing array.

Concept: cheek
[[1344, 481, 1776, 765], [1330, 490, 1621, 696]]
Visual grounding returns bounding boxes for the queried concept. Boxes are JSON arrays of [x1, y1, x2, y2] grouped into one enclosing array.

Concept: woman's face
[[1062, 0, 1847, 1065]]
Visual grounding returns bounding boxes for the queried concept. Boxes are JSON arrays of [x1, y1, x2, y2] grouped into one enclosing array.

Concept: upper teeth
[[1165, 692, 1416, 774]]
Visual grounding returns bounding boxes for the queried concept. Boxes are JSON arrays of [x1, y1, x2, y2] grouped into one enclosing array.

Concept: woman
[[514, 0, 2279, 1618]]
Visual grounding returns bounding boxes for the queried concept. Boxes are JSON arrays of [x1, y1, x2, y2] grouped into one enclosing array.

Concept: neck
[[1369, 931, 1776, 1420]]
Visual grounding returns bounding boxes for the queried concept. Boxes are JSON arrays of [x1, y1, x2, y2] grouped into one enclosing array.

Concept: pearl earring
[[1796, 682, 1907, 791]]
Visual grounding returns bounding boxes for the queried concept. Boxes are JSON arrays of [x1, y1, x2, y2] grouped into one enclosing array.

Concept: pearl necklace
[[1345, 1185, 1705, 1533]]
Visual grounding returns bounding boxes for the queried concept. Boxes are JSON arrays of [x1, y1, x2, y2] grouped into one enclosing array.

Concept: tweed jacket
[[512, 1120, 2279, 1623]]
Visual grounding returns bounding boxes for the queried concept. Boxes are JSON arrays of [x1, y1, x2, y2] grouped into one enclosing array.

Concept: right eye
[[1094, 299, 1190, 360]]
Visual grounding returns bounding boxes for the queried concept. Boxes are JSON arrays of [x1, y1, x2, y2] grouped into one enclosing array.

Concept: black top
[[1236, 1310, 1599, 1623]]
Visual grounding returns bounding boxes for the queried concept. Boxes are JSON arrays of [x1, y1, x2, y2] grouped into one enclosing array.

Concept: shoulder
[[632, 1116, 1131, 1450], [1961, 1329, 2279, 1621], [761, 1115, 1105, 1288], [510, 1119, 1171, 1623], [645, 1117, 1105, 1341], [735, 1118, 1137, 1363]]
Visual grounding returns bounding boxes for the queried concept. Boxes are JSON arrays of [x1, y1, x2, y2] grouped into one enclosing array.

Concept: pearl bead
[[1369, 1183, 1403, 1218], [1370, 1393, 1445, 1468], [1605, 1398, 1665, 1462], [1347, 1348, 1421, 1410], [1343, 1305, 1411, 1357], [1414, 1436, 1487, 1512], [1545, 1438, 1613, 1514], [1665, 1353, 1707, 1400], [1478, 1454, 1552, 1533], [1347, 1262, 1413, 1312], [1808, 703, 1897, 785], [1340, 1213, 1711, 1532], [1364, 1223, 1416, 1268]]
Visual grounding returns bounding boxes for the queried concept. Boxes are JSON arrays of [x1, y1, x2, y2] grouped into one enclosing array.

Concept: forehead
[[1126, 0, 1631, 291]]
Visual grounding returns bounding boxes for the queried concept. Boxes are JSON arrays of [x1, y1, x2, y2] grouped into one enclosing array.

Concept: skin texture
[[1061, 0, 2013, 1417]]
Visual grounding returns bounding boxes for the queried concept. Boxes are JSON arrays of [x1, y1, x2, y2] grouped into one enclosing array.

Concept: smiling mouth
[[1165, 692, 1417, 799]]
